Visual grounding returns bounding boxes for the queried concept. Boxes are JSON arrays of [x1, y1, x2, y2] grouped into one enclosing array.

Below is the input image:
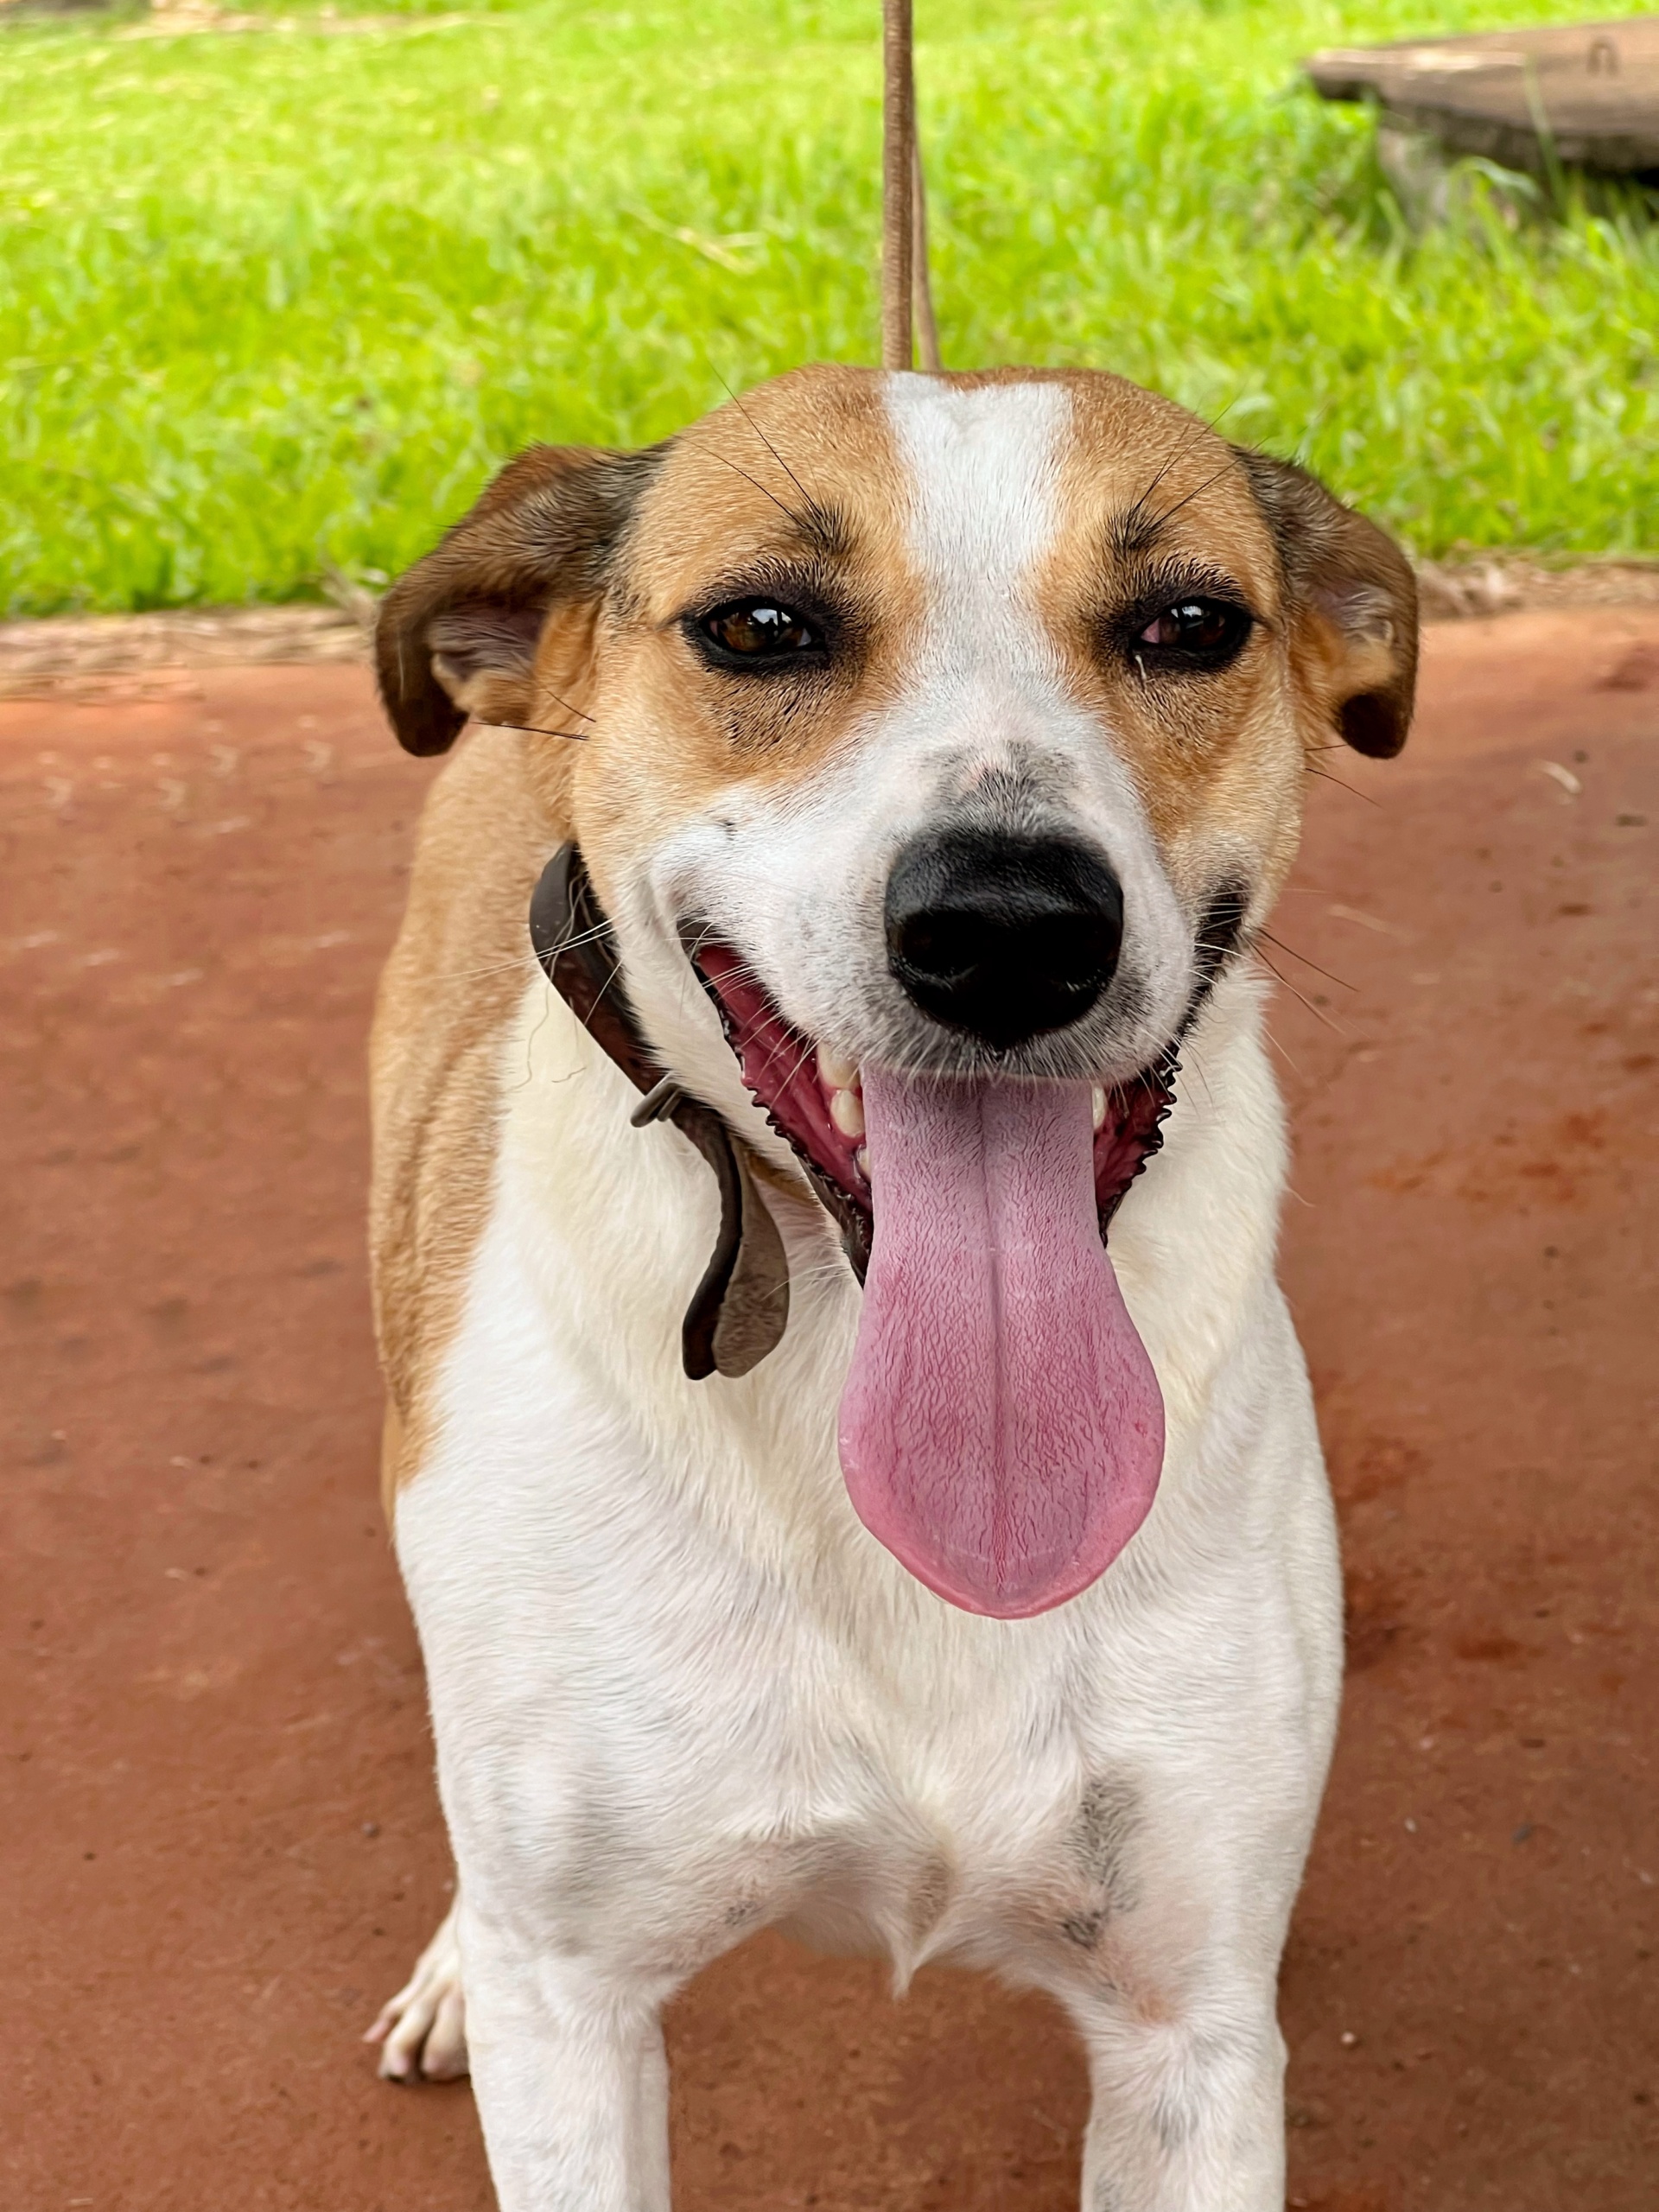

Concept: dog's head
[[378, 365, 1416, 1617]]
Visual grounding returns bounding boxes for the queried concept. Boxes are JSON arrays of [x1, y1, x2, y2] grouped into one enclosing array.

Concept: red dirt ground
[[3, 609, 1656, 2212]]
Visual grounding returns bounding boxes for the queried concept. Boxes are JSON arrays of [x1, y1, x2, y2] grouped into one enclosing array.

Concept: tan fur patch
[[370, 724, 569, 1507], [569, 368, 925, 906]]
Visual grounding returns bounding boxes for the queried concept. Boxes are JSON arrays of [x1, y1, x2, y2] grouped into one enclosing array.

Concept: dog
[[361, 365, 1416, 2210]]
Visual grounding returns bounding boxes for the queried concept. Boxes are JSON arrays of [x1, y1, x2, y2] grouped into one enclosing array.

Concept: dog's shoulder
[[370, 723, 562, 1486]]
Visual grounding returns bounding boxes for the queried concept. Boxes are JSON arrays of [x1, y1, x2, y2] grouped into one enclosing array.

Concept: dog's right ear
[[1234, 448, 1419, 761], [375, 442, 666, 756]]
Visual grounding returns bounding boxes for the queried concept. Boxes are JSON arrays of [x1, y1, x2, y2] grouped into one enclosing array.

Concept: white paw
[[365, 1900, 469, 2082]]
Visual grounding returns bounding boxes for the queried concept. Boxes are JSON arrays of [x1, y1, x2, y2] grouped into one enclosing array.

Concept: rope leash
[[882, 0, 942, 372]]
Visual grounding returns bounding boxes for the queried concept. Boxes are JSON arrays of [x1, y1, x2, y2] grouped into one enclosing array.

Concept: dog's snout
[[885, 830, 1124, 1052]]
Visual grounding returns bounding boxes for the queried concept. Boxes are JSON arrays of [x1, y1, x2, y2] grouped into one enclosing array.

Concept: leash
[[883, 0, 943, 372]]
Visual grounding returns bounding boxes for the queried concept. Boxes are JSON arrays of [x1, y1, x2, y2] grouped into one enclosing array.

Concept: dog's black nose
[[885, 830, 1124, 1052]]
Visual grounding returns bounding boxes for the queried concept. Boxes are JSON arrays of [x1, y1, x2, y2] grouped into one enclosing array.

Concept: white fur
[[375, 381, 1344, 2211]]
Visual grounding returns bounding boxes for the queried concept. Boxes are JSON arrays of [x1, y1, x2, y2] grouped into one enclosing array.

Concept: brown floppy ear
[[374, 442, 667, 757], [1234, 449, 1419, 760]]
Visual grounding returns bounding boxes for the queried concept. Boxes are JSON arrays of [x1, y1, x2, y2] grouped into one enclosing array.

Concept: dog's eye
[[1134, 599, 1252, 670], [701, 600, 821, 661]]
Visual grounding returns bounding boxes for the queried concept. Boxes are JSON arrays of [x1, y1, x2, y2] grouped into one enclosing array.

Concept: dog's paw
[[365, 1902, 468, 2082]]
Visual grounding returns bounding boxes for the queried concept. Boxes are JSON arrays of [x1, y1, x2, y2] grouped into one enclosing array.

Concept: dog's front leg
[[1069, 1994, 1286, 2212], [460, 1908, 672, 2212]]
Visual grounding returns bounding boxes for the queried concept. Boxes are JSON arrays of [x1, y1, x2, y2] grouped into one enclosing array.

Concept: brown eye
[[701, 599, 821, 661], [1134, 598, 1252, 670]]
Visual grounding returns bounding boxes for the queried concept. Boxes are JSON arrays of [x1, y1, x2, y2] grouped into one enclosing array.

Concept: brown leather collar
[[529, 844, 790, 1382], [528, 843, 1177, 1384]]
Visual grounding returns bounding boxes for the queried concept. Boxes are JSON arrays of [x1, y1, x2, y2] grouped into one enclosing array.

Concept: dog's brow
[[1109, 499, 1177, 561], [714, 372, 823, 526], [785, 498, 851, 559], [690, 430, 850, 559], [1111, 458, 1245, 563], [720, 501, 851, 564], [1109, 396, 1245, 560], [701, 528, 856, 598]]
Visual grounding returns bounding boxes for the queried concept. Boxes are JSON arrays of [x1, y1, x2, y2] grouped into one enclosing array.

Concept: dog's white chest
[[396, 1118, 1331, 2005]]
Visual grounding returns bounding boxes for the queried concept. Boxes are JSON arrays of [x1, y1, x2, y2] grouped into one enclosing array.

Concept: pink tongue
[[837, 1069, 1165, 1618]]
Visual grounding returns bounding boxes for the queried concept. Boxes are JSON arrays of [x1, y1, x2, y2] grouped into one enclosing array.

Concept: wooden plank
[[1306, 16, 1659, 175]]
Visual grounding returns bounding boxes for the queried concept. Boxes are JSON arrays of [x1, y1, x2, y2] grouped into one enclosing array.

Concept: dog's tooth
[[830, 1087, 866, 1140], [855, 1146, 871, 1182], [1090, 1084, 1108, 1132], [817, 1044, 859, 1091]]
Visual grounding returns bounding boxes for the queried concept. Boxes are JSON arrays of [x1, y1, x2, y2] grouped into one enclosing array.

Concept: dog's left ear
[[375, 441, 666, 757], [1234, 449, 1419, 760]]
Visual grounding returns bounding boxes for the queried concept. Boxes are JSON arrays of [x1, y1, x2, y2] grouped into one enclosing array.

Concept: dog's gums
[[694, 944, 871, 1221]]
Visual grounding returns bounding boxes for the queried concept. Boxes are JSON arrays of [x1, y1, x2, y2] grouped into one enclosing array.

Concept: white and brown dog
[[362, 365, 1416, 2210]]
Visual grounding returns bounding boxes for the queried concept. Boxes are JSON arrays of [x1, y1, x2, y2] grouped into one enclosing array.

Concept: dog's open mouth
[[694, 943, 1174, 1250], [695, 943, 1172, 1619]]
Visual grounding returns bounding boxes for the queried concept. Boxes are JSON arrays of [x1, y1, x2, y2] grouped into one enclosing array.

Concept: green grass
[[1, 0, 1656, 613]]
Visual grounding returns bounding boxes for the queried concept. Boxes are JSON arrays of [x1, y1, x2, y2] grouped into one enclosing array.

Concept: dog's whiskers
[[1248, 946, 1344, 1035], [486, 720, 592, 745], [713, 371, 823, 533], [690, 439, 815, 541], [1255, 928, 1355, 995], [1304, 759, 1380, 807]]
